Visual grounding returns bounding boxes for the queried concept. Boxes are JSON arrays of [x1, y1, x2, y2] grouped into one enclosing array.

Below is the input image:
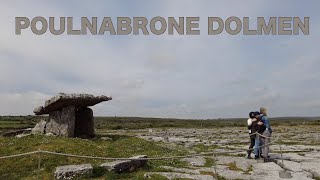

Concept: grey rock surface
[[181, 156, 206, 166], [102, 126, 320, 180], [300, 161, 320, 178], [251, 162, 283, 179], [200, 165, 252, 180], [215, 156, 255, 171], [159, 166, 201, 174], [145, 172, 215, 180], [34, 93, 112, 115], [54, 164, 93, 180]]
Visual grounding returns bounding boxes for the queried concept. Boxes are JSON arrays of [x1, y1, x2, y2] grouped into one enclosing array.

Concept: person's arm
[[247, 119, 252, 130], [262, 116, 272, 133]]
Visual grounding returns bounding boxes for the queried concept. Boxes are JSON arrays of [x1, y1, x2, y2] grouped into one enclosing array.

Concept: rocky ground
[[105, 126, 320, 180]]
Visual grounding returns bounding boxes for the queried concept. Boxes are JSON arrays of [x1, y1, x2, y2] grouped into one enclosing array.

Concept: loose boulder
[[100, 155, 148, 173], [54, 164, 93, 180]]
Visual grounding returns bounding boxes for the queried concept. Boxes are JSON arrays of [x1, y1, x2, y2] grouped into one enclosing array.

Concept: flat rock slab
[[34, 93, 112, 115], [214, 156, 256, 171], [251, 162, 283, 180], [2, 129, 30, 137], [159, 166, 201, 174], [199, 166, 252, 180], [250, 162, 312, 180], [145, 172, 215, 180], [54, 164, 93, 180], [100, 155, 148, 173], [301, 161, 320, 178]]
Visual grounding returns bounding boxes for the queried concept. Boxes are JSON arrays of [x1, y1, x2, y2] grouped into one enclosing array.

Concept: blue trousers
[[254, 135, 262, 156]]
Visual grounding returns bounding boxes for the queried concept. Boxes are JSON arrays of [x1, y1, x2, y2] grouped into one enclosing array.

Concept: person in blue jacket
[[259, 107, 272, 162]]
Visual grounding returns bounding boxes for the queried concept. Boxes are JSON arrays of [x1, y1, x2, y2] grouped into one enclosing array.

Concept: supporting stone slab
[[45, 105, 75, 137], [31, 119, 47, 134], [75, 107, 95, 138]]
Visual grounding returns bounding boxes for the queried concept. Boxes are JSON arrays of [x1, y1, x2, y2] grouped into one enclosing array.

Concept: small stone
[[16, 133, 31, 138], [45, 133, 55, 136], [101, 137, 113, 141]]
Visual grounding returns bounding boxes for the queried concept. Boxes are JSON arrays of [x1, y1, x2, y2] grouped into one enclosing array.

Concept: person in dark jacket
[[246, 111, 257, 159], [253, 111, 265, 159]]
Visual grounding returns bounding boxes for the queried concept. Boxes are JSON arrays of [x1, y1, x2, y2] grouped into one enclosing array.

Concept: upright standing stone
[[31, 119, 47, 134], [46, 105, 76, 137], [75, 107, 94, 138]]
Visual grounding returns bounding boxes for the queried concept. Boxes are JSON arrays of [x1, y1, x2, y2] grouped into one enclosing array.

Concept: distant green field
[[94, 116, 320, 130], [1, 116, 319, 134]]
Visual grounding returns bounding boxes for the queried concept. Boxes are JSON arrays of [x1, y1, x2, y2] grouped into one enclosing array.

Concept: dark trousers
[[247, 134, 255, 155]]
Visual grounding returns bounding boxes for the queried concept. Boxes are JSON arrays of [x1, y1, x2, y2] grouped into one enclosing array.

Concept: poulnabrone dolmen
[[33, 93, 112, 138]]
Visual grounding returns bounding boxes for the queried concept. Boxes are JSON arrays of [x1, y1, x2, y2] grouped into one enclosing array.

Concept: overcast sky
[[0, 1, 319, 118]]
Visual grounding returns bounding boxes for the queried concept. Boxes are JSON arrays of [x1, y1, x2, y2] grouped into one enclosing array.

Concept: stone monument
[[33, 93, 112, 138]]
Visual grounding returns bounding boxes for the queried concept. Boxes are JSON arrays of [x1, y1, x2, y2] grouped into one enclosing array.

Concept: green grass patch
[[193, 144, 219, 153], [0, 135, 188, 179], [200, 171, 227, 180], [145, 174, 169, 179], [204, 157, 216, 167], [227, 162, 242, 171]]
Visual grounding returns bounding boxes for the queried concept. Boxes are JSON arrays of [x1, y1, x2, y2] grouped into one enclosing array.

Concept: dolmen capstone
[[32, 93, 112, 138]]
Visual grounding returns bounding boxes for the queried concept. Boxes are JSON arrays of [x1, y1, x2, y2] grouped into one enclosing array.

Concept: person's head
[[260, 107, 267, 115], [254, 111, 260, 118], [249, 111, 255, 118]]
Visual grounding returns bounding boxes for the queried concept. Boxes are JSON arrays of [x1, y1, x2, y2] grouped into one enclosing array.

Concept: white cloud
[[0, 91, 50, 115]]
